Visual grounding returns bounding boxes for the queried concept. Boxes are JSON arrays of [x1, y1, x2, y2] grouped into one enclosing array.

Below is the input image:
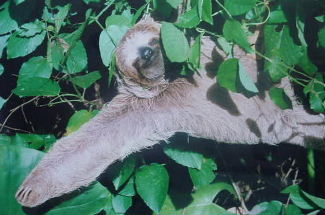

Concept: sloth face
[[116, 20, 165, 86]]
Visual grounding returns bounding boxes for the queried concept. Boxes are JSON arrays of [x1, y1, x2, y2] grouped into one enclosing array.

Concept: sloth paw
[[16, 186, 41, 207], [15, 175, 51, 207]]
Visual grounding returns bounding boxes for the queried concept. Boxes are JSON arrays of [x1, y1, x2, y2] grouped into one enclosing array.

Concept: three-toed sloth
[[16, 18, 325, 207]]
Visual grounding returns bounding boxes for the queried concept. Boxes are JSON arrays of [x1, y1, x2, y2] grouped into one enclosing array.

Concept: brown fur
[[16, 19, 325, 207]]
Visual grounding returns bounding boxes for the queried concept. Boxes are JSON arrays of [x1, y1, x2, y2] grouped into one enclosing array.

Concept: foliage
[[0, 0, 324, 214]]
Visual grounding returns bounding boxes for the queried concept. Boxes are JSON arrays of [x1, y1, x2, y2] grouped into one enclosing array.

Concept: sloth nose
[[139, 47, 153, 61]]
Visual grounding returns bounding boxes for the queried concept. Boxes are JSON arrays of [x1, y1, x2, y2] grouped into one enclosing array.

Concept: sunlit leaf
[[47, 183, 110, 215], [135, 164, 169, 213], [0, 97, 6, 110], [269, 87, 292, 110], [217, 58, 238, 92], [0, 145, 44, 215], [176, 8, 200, 28], [105, 15, 131, 27], [188, 158, 217, 188], [70, 71, 101, 89], [223, 20, 253, 53], [161, 22, 190, 62], [112, 195, 132, 214], [99, 25, 128, 66], [249, 201, 283, 215], [224, 0, 257, 16], [163, 142, 204, 169], [202, 0, 213, 24], [238, 61, 258, 93], [112, 156, 136, 190], [166, 0, 182, 8], [65, 110, 98, 135], [7, 30, 46, 59], [17, 20, 45, 37], [158, 183, 235, 215], [0, 64, 4, 76], [0, 35, 10, 58], [66, 41, 88, 74]]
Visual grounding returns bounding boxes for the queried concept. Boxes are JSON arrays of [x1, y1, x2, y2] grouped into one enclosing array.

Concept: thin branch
[[0, 97, 39, 133]]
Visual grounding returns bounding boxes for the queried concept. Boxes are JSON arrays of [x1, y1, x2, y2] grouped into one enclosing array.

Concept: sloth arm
[[15, 93, 185, 207]]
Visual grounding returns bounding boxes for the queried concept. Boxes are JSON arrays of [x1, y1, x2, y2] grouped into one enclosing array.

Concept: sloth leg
[[16, 107, 178, 207]]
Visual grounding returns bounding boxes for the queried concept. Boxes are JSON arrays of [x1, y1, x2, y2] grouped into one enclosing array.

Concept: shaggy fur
[[16, 19, 325, 207]]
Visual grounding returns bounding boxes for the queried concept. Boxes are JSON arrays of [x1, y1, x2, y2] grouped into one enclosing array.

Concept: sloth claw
[[15, 174, 50, 207], [16, 186, 40, 207]]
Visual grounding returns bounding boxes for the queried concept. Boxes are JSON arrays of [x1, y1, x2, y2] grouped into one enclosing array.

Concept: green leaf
[[202, 0, 213, 24], [54, 4, 71, 33], [197, 0, 203, 19], [105, 15, 131, 27], [66, 110, 98, 135], [19, 56, 52, 78], [268, 10, 288, 24], [135, 164, 169, 213], [12, 56, 59, 97], [7, 30, 46, 58], [281, 185, 318, 210], [278, 26, 303, 65], [217, 37, 232, 56], [50, 41, 65, 70], [13, 77, 60, 96], [166, 0, 182, 8], [238, 61, 258, 93], [161, 22, 190, 62], [188, 34, 201, 69], [70, 71, 101, 89], [66, 41, 88, 74], [217, 58, 238, 92], [223, 20, 253, 53], [104, 192, 118, 215], [265, 54, 287, 82], [99, 25, 128, 67], [298, 48, 317, 76], [188, 158, 217, 188], [175, 8, 200, 28], [269, 87, 292, 110], [0, 145, 44, 215], [112, 195, 132, 214], [0, 35, 10, 58], [264, 25, 288, 82], [224, 0, 257, 16], [17, 20, 45, 37], [158, 183, 235, 215], [13, 0, 26, 5], [0, 97, 6, 110], [249, 201, 283, 215], [131, 4, 147, 25], [0, 64, 3, 76], [305, 74, 325, 113], [112, 156, 136, 190], [301, 189, 325, 209], [118, 177, 136, 197], [12, 133, 56, 151], [0, 2, 18, 34], [47, 183, 110, 215], [0, 134, 11, 144], [284, 204, 303, 215], [163, 142, 204, 169], [318, 27, 325, 48]]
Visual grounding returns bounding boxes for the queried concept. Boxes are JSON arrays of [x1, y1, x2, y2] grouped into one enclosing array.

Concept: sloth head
[[115, 19, 165, 88]]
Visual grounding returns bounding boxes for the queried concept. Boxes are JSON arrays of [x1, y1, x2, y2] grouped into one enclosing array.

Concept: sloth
[[16, 18, 325, 207]]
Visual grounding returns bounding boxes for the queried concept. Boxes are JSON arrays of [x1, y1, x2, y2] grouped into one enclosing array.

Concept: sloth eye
[[139, 47, 154, 61]]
